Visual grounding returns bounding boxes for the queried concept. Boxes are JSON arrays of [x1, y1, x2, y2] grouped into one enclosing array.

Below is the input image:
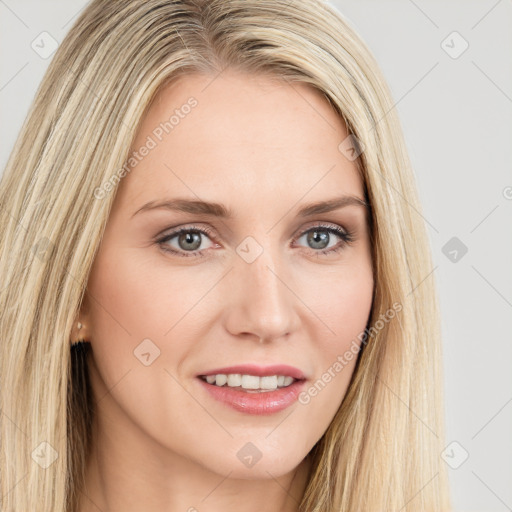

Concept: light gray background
[[1, 1, 511, 511]]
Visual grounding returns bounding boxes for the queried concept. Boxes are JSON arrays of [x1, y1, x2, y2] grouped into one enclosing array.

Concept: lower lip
[[197, 377, 306, 415]]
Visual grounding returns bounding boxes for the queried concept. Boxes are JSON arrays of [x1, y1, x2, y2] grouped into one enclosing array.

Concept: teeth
[[242, 374, 260, 389], [260, 375, 278, 390], [283, 376, 294, 386], [202, 373, 297, 391], [215, 374, 227, 386], [227, 374, 242, 387]]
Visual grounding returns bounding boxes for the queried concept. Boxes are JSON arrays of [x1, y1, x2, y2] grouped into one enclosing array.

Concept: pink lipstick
[[196, 364, 307, 415]]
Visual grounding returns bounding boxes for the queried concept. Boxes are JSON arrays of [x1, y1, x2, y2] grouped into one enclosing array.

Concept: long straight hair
[[0, 1, 451, 510]]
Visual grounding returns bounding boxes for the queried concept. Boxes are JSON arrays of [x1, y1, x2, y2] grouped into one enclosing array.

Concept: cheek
[[296, 259, 373, 417], [84, 247, 179, 405], [84, 248, 215, 450], [86, 247, 209, 350], [303, 252, 374, 347], [321, 272, 373, 342]]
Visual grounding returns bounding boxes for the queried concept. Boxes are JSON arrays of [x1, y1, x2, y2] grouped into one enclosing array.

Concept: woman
[[0, 0, 451, 511]]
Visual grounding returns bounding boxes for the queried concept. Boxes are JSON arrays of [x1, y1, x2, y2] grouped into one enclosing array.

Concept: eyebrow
[[131, 195, 369, 219]]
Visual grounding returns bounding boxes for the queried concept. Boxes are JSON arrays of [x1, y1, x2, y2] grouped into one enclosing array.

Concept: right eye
[[156, 224, 218, 258]]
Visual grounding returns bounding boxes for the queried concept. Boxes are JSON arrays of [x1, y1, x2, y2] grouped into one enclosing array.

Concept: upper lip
[[198, 364, 306, 380]]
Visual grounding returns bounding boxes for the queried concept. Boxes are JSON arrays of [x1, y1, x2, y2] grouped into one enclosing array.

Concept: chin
[[222, 441, 306, 479]]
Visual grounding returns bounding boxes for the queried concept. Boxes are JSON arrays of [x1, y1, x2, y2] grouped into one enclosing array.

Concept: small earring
[[77, 322, 82, 330]]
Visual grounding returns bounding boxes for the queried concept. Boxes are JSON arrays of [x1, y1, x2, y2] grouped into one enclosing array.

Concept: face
[[80, 70, 374, 479]]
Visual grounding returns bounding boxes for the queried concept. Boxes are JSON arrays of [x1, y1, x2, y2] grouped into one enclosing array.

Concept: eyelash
[[155, 223, 355, 259]]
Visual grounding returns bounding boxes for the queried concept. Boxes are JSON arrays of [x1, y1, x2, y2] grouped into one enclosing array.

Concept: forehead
[[115, 71, 364, 211]]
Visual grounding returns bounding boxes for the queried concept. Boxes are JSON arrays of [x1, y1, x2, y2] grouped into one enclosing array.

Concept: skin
[[75, 70, 374, 512]]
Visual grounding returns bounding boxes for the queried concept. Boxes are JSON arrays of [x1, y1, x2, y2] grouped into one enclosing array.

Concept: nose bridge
[[228, 235, 298, 340]]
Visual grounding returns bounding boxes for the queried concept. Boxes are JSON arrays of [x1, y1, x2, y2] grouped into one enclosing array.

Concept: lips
[[195, 363, 307, 415], [196, 376, 306, 415]]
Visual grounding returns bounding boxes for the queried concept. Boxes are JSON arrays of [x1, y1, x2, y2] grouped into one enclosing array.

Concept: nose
[[223, 242, 301, 343]]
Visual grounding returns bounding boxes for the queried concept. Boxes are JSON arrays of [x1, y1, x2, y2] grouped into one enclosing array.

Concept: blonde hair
[[0, 0, 451, 510]]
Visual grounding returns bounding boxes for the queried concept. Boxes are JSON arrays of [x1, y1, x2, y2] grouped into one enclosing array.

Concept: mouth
[[195, 364, 307, 414]]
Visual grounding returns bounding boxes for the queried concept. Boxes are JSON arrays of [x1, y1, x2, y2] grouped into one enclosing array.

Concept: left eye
[[156, 224, 353, 258], [295, 226, 352, 253]]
